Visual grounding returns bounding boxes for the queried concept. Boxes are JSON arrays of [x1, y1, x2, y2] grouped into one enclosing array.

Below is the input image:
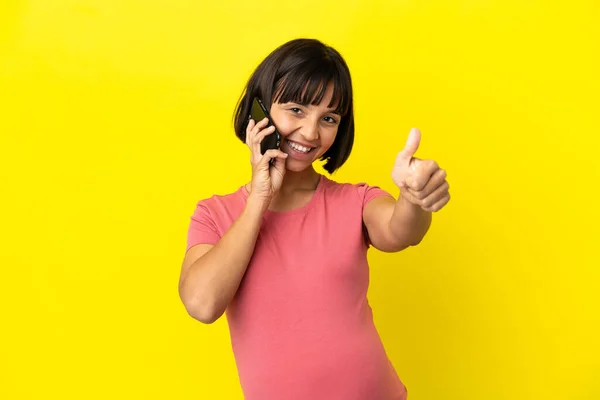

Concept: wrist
[[400, 191, 425, 210], [245, 194, 270, 215], [394, 191, 431, 222], [390, 193, 432, 245]]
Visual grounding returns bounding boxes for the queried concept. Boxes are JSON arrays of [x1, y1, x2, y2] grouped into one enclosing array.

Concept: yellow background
[[1, 1, 598, 399]]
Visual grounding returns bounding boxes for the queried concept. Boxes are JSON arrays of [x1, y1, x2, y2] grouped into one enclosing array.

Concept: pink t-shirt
[[186, 175, 408, 400]]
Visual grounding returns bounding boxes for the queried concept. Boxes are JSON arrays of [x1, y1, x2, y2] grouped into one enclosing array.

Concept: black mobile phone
[[250, 97, 282, 155]]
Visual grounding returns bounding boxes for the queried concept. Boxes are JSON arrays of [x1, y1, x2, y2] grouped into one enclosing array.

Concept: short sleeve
[[355, 183, 394, 247], [355, 182, 393, 209], [186, 200, 221, 251]]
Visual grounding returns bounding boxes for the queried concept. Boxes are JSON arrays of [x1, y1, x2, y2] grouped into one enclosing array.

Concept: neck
[[279, 166, 321, 194], [245, 166, 321, 196]]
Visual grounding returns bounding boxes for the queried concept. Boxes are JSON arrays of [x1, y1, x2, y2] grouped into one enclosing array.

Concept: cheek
[[314, 129, 338, 157], [271, 112, 294, 136], [276, 120, 296, 137], [321, 128, 338, 147]]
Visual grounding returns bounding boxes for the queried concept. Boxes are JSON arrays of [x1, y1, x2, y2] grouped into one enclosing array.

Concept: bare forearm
[[181, 198, 266, 322], [389, 194, 432, 246]]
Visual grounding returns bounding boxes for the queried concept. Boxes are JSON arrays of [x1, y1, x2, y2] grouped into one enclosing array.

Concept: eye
[[323, 116, 338, 124], [289, 107, 302, 114]]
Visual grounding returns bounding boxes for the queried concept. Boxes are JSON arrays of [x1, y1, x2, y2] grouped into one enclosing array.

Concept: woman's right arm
[[179, 117, 288, 324], [178, 196, 267, 324]]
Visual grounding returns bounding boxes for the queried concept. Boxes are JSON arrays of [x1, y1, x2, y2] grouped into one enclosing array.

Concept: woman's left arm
[[363, 128, 450, 252]]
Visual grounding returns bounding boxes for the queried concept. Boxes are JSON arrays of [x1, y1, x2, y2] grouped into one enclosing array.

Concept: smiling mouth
[[286, 139, 315, 154]]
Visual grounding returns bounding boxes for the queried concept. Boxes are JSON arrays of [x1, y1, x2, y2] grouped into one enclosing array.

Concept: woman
[[179, 38, 450, 400]]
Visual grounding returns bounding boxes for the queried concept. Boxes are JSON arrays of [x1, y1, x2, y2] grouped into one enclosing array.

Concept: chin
[[284, 158, 315, 172]]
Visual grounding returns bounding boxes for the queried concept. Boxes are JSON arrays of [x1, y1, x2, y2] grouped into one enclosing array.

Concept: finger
[[423, 193, 450, 212], [253, 125, 276, 145], [250, 118, 270, 143], [252, 125, 276, 160], [397, 128, 421, 163], [272, 150, 288, 176], [406, 168, 447, 199], [252, 117, 270, 135], [247, 120, 274, 160], [406, 159, 439, 191], [259, 149, 288, 167], [245, 119, 256, 145], [419, 181, 450, 209], [247, 117, 269, 143], [399, 188, 421, 206]]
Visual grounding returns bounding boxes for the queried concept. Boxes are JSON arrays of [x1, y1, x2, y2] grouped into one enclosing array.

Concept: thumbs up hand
[[392, 128, 450, 212]]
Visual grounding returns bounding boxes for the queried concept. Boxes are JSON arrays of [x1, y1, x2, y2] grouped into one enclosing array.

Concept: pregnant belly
[[237, 328, 407, 400]]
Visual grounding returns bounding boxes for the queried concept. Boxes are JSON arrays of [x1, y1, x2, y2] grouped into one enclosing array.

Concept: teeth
[[287, 140, 311, 153]]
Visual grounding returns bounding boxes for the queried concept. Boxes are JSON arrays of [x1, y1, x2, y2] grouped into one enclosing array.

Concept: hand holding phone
[[245, 98, 288, 204]]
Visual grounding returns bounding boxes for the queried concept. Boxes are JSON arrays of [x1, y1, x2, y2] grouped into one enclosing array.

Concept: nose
[[300, 119, 320, 142]]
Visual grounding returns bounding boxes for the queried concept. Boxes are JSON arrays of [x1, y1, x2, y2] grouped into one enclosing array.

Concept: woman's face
[[269, 83, 341, 172]]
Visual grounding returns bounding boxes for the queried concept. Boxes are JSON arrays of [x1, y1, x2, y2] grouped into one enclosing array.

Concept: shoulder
[[321, 176, 393, 207], [191, 186, 247, 219], [195, 187, 245, 206]]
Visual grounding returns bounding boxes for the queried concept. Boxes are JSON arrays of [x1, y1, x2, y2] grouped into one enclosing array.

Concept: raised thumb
[[399, 128, 421, 161]]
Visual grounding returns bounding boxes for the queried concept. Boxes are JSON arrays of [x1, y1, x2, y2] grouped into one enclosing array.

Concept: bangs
[[273, 62, 351, 116]]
